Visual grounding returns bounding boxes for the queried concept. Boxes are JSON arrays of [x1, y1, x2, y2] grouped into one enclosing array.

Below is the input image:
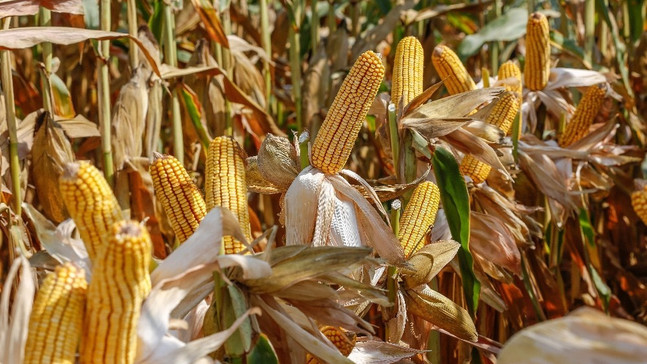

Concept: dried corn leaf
[[0, 0, 84, 16]]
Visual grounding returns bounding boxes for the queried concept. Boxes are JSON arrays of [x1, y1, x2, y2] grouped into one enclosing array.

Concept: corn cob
[[460, 91, 520, 183], [81, 220, 152, 364], [23, 263, 87, 364], [498, 61, 522, 100], [306, 326, 357, 364], [524, 12, 551, 91], [398, 181, 441, 257], [558, 83, 607, 147], [59, 161, 122, 263], [150, 153, 207, 243], [391, 36, 424, 112], [432, 45, 476, 95], [632, 185, 647, 225], [205, 136, 252, 254], [311, 51, 385, 175]]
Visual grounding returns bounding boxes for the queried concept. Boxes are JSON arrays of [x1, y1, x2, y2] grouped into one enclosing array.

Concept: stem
[[222, 5, 233, 137], [521, 254, 547, 321], [350, 0, 360, 37], [1, 19, 21, 215], [289, 20, 302, 131], [387, 103, 400, 181], [327, 0, 336, 32], [260, 0, 272, 112], [99, 0, 114, 185], [39, 7, 54, 114], [481, 67, 490, 88], [163, 3, 184, 163], [490, 0, 501, 74], [426, 278, 441, 364], [584, 0, 595, 66], [311, 0, 319, 53], [385, 200, 401, 342], [299, 131, 310, 170], [127, 0, 139, 69]]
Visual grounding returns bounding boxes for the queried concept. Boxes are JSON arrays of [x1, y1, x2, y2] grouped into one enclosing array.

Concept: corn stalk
[[99, 0, 114, 184], [163, 2, 183, 163]]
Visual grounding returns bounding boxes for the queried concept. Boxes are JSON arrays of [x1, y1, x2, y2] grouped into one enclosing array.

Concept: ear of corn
[[205, 136, 252, 254], [311, 51, 385, 175], [306, 326, 357, 364], [23, 263, 87, 364], [524, 12, 551, 91], [432, 45, 476, 95], [558, 83, 607, 147], [460, 91, 520, 183], [632, 186, 647, 225], [391, 36, 424, 112], [150, 153, 207, 243], [498, 61, 522, 100], [81, 220, 152, 364], [59, 161, 122, 263], [398, 181, 441, 257]]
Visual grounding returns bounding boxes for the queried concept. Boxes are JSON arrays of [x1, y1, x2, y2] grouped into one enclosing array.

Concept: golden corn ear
[[391, 36, 424, 112], [398, 181, 441, 257], [498, 61, 522, 100], [632, 186, 647, 225], [23, 263, 87, 364], [311, 51, 385, 174], [559, 83, 607, 147], [81, 220, 152, 364], [59, 161, 122, 263], [306, 326, 357, 364], [524, 12, 551, 91], [432, 45, 476, 95], [459, 92, 520, 183], [205, 136, 252, 254], [150, 153, 207, 243]]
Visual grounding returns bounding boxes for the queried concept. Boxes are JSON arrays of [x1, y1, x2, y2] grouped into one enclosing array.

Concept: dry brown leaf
[[257, 134, 299, 191], [470, 212, 521, 275], [0, 0, 84, 16], [190, 0, 230, 48]]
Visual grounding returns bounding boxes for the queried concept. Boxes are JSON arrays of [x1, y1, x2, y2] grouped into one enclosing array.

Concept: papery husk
[[31, 112, 74, 223], [257, 134, 299, 190], [0, 255, 35, 364], [470, 212, 521, 275], [348, 338, 427, 364], [245, 156, 283, 194], [401, 240, 460, 289], [404, 285, 478, 342]]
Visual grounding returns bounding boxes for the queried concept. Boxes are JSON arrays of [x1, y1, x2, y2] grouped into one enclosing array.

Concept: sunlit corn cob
[[150, 153, 207, 243], [305, 326, 357, 364], [398, 181, 441, 257], [59, 161, 122, 263], [391, 36, 424, 112], [632, 186, 647, 225], [205, 136, 252, 254], [81, 220, 152, 364], [498, 61, 522, 100], [558, 83, 607, 147], [460, 91, 520, 183], [432, 45, 476, 95], [311, 51, 385, 175], [524, 12, 551, 91], [23, 263, 87, 364]]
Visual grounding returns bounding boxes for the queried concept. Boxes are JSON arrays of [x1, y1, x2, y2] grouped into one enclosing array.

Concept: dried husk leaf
[[404, 286, 478, 342], [258, 134, 299, 190], [245, 156, 283, 194], [0, 255, 35, 364], [470, 212, 521, 275], [348, 338, 427, 364], [31, 112, 74, 223], [0, 0, 84, 16], [445, 128, 511, 180], [285, 166, 323, 246], [401, 240, 461, 288]]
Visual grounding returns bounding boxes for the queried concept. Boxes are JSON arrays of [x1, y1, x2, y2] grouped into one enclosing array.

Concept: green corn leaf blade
[[247, 334, 279, 364]]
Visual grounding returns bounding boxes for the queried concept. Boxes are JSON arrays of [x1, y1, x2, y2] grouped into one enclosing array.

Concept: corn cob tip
[[530, 12, 546, 21], [152, 151, 165, 161], [115, 221, 143, 238], [61, 162, 81, 180]]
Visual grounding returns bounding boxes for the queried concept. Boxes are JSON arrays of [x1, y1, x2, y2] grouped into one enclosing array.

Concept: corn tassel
[[432, 45, 476, 95], [558, 83, 607, 147], [306, 326, 357, 364], [391, 36, 424, 112], [398, 181, 441, 257], [311, 51, 385, 174], [632, 185, 647, 225], [150, 153, 207, 243], [205, 136, 252, 254], [460, 91, 520, 183], [23, 263, 87, 364], [81, 220, 152, 364], [524, 12, 551, 91], [59, 161, 122, 263]]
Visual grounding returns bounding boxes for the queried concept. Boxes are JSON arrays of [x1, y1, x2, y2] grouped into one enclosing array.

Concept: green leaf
[[148, 1, 164, 44], [578, 208, 595, 248], [590, 266, 611, 313], [458, 7, 528, 58], [432, 147, 480, 317], [179, 84, 211, 151], [247, 334, 279, 364]]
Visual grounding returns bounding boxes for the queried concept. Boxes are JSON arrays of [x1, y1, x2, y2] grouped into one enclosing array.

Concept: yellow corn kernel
[[498, 61, 522, 99], [150, 153, 207, 243], [24, 263, 87, 364], [391, 36, 424, 112], [81, 220, 152, 364], [460, 154, 491, 185], [632, 186, 647, 225], [559, 83, 607, 147], [398, 181, 441, 257], [59, 161, 122, 263], [205, 136, 252, 254], [524, 12, 551, 91], [432, 45, 476, 95], [306, 326, 357, 364], [311, 51, 385, 175]]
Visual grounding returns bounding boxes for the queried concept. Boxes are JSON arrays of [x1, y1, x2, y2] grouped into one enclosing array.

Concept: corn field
[[1, 0, 647, 363]]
